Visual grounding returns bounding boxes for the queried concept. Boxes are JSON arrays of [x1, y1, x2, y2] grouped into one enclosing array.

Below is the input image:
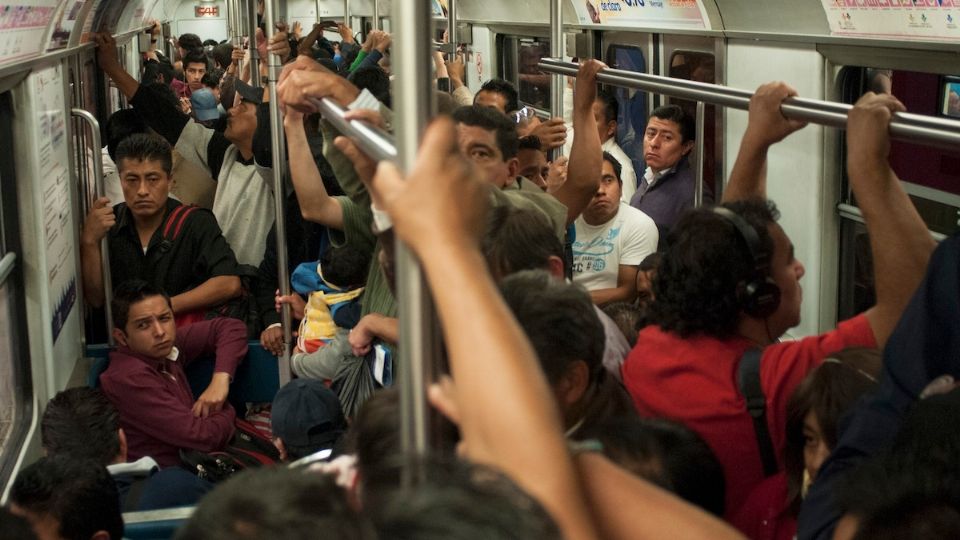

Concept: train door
[[832, 62, 960, 322], [501, 31, 553, 115], [600, 31, 654, 194], [659, 34, 723, 200]]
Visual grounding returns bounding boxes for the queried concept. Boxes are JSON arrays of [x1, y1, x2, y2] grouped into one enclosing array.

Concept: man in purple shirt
[[99, 280, 248, 467]]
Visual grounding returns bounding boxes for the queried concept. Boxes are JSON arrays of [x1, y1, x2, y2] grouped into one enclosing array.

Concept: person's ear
[[112, 328, 128, 348], [682, 139, 695, 157], [546, 255, 565, 280], [559, 361, 590, 406], [507, 156, 519, 178], [91, 531, 111, 540]]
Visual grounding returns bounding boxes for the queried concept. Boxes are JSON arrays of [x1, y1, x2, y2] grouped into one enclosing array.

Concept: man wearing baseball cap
[[271, 379, 347, 461]]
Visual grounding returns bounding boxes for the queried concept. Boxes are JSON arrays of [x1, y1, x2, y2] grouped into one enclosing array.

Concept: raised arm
[[367, 119, 598, 540], [94, 33, 141, 100], [555, 60, 605, 225], [847, 93, 936, 348], [283, 109, 345, 229], [723, 82, 807, 202]]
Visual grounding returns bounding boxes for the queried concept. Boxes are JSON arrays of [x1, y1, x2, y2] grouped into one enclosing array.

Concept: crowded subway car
[[0, 0, 959, 538]]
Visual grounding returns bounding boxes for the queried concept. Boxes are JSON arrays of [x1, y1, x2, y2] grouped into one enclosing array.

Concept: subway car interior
[[0, 0, 959, 538]]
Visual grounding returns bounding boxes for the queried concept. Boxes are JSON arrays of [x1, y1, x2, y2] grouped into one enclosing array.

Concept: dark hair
[[175, 467, 374, 540], [345, 388, 402, 488], [115, 133, 173, 178], [106, 109, 149, 162], [0, 507, 37, 540], [837, 389, 960, 540], [211, 43, 234, 70], [41, 387, 121, 466], [111, 280, 171, 330], [596, 89, 619, 125], [371, 457, 560, 540], [481, 206, 563, 280], [578, 416, 726, 516], [146, 81, 182, 112], [518, 135, 542, 152], [648, 199, 779, 338], [639, 251, 662, 273], [319, 244, 371, 290], [649, 104, 696, 143], [452, 105, 519, 160], [477, 78, 519, 114], [784, 348, 880, 515], [347, 66, 391, 108], [602, 301, 644, 347], [182, 49, 209, 70], [202, 39, 219, 48], [178, 33, 203, 52], [499, 270, 604, 386], [10, 456, 123, 540], [601, 151, 623, 183], [202, 70, 222, 89]]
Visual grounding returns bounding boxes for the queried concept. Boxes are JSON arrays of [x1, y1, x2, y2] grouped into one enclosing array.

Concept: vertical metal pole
[[248, 0, 261, 87], [549, 0, 564, 159], [694, 101, 705, 207], [394, 0, 437, 484], [343, 0, 350, 26], [263, 0, 292, 385], [72, 109, 113, 346], [230, 0, 241, 48], [447, 0, 456, 44], [372, 0, 380, 30]]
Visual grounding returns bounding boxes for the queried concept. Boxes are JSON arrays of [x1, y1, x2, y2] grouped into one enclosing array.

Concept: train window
[[501, 36, 552, 111], [605, 44, 647, 176], [836, 66, 960, 320], [0, 91, 32, 488], [667, 50, 717, 196]]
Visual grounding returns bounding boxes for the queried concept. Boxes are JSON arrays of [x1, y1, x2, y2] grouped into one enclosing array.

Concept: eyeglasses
[[510, 106, 538, 125]]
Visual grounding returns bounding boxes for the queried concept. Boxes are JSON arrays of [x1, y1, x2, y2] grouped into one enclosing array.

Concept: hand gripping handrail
[[72, 108, 114, 346], [537, 58, 960, 151], [310, 97, 398, 163]]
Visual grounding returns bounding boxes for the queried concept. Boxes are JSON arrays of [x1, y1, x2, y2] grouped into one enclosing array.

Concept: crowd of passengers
[[4, 5, 960, 539]]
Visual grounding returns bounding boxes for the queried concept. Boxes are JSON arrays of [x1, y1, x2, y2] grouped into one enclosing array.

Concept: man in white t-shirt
[[573, 152, 658, 306]]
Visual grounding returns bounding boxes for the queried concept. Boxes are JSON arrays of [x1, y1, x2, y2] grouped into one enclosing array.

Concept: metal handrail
[[694, 101, 705, 207], [548, 0, 564, 160], [372, 0, 380, 31], [72, 108, 114, 346], [537, 58, 960, 151], [311, 97, 398, 163], [263, 0, 292, 386]]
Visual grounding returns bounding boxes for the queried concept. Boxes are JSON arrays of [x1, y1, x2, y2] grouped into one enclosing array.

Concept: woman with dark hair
[[732, 348, 880, 540]]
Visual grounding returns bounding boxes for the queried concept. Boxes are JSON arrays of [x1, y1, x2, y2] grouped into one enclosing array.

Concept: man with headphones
[[620, 83, 935, 520]]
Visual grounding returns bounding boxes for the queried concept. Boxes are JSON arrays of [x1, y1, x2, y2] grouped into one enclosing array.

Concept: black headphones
[[712, 207, 780, 318]]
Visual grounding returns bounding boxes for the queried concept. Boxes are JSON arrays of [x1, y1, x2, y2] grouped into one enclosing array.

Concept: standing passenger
[[593, 89, 638, 202]]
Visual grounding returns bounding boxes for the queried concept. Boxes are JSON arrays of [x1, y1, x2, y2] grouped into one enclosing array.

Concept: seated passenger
[[270, 379, 347, 462], [621, 86, 935, 517], [500, 270, 637, 438], [9, 455, 123, 540], [628, 104, 710, 240], [577, 416, 726, 517], [732, 349, 880, 540], [41, 387, 213, 511], [99, 280, 248, 467], [594, 89, 638, 202], [80, 134, 241, 320], [95, 31, 285, 267], [572, 152, 658, 305]]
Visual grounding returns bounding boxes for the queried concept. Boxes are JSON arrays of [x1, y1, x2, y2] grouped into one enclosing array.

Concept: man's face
[[225, 97, 257, 145], [185, 62, 206, 84], [457, 123, 516, 188], [475, 90, 508, 113], [765, 223, 805, 336], [119, 158, 171, 221], [517, 148, 548, 190], [642, 117, 693, 173], [592, 100, 616, 143], [583, 160, 621, 224], [114, 295, 176, 358]]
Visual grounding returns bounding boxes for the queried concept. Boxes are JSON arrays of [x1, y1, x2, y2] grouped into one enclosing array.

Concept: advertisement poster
[[572, 0, 710, 30], [47, 0, 85, 51], [32, 66, 76, 342], [821, 0, 960, 41], [0, 2, 59, 64]]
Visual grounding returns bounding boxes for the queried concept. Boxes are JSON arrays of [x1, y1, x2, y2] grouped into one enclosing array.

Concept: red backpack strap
[[162, 204, 199, 242]]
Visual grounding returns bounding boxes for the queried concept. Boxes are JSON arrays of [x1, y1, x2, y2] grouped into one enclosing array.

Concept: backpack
[[737, 348, 778, 477], [180, 418, 281, 483]]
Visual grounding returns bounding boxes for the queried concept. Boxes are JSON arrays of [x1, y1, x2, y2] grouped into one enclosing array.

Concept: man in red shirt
[[100, 280, 248, 467], [621, 85, 935, 517]]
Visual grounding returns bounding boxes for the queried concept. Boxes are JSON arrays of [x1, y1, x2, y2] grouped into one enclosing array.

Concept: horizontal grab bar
[[538, 58, 960, 151], [312, 97, 398, 163]]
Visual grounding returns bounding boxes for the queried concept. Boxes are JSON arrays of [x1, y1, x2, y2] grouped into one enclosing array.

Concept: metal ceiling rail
[[310, 97, 398, 163], [538, 58, 960, 151]]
